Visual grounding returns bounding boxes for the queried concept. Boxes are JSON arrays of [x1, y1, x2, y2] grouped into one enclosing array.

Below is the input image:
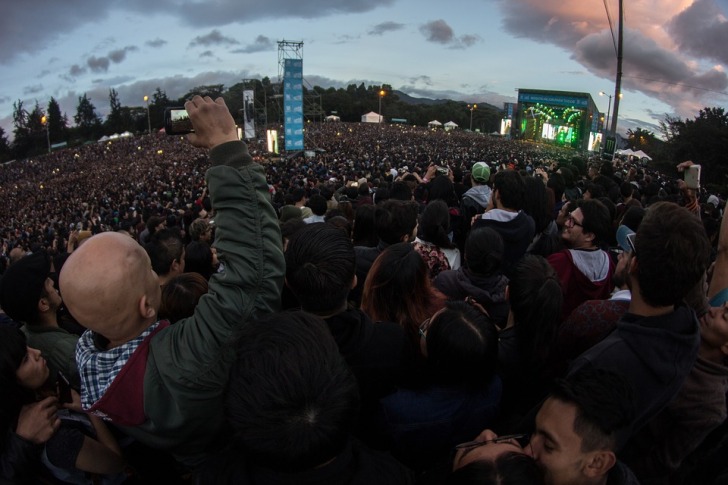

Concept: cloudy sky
[[1, 0, 727, 139]]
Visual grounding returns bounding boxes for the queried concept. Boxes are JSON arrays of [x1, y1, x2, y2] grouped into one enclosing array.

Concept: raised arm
[[162, 96, 284, 381], [708, 203, 728, 301]]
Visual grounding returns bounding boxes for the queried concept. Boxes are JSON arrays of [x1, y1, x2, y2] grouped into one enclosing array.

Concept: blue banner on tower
[[284, 59, 304, 150]]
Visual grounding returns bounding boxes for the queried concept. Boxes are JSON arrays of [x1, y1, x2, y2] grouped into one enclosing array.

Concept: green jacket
[[101, 141, 284, 466], [22, 324, 79, 389]]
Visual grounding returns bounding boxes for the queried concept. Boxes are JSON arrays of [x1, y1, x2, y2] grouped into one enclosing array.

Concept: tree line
[[0, 79, 504, 161]]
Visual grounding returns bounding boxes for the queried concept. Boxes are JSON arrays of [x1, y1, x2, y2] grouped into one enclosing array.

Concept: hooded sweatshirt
[[472, 210, 535, 277], [462, 185, 492, 210], [548, 248, 614, 320], [433, 268, 509, 327]]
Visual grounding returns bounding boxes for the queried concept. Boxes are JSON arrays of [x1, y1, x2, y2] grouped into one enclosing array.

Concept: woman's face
[[16, 347, 49, 390], [452, 429, 527, 470]]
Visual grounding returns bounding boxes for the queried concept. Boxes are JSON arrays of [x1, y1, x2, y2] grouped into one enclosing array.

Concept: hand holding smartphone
[[684, 164, 701, 190]]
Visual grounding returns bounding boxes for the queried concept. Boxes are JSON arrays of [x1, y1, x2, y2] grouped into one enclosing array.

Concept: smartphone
[[684, 164, 701, 190], [57, 371, 72, 404], [625, 232, 637, 254], [436, 166, 449, 176], [164, 108, 194, 135]]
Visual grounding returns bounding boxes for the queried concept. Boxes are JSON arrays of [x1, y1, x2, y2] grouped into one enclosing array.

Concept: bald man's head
[[60, 232, 161, 347]]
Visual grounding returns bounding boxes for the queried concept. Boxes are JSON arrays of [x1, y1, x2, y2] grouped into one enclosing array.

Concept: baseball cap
[[471, 162, 491, 183]]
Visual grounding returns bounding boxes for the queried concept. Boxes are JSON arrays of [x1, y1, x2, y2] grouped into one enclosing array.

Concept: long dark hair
[[426, 301, 498, 388], [0, 326, 36, 433], [361, 242, 437, 345], [508, 255, 562, 364], [419, 200, 456, 249]]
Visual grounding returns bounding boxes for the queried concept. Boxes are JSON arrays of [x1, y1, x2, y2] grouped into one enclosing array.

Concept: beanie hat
[[471, 162, 491, 183], [279, 205, 303, 223], [0, 252, 51, 324]]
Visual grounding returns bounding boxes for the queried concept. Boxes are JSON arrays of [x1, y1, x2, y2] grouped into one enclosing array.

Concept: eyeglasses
[[455, 434, 531, 452], [565, 214, 583, 228]]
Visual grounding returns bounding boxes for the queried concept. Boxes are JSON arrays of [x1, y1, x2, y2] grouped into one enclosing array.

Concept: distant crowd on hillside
[[2, 108, 728, 484]]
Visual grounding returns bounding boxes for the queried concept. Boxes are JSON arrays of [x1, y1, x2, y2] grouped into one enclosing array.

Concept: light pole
[[598, 92, 613, 134], [378, 89, 386, 125], [467, 104, 477, 131], [144, 95, 151, 135], [40, 115, 50, 154]]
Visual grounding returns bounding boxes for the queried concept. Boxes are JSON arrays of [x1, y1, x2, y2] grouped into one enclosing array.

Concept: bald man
[[59, 96, 284, 467]]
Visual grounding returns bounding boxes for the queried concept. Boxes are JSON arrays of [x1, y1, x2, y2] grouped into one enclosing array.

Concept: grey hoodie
[[462, 185, 492, 209]]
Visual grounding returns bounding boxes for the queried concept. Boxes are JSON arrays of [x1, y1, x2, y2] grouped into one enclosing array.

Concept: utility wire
[[604, 0, 618, 57]]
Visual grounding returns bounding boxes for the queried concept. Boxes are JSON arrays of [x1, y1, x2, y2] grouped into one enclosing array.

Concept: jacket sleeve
[[0, 430, 42, 484], [159, 141, 284, 386]]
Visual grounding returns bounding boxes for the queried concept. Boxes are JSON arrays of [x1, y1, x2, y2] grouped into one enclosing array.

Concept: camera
[[164, 108, 194, 135], [436, 166, 449, 176]]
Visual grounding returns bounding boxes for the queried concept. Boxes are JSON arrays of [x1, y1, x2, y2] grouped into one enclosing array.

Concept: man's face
[[42, 277, 62, 311], [556, 203, 572, 228], [561, 208, 589, 249], [453, 429, 528, 471], [700, 303, 728, 354], [529, 398, 590, 485]]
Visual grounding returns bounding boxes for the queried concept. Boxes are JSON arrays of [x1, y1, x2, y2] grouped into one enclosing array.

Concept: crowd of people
[[1, 96, 727, 485]]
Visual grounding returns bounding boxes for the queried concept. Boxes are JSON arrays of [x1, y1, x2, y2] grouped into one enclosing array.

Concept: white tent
[[120, 131, 133, 138], [325, 115, 341, 122], [428, 120, 442, 128], [632, 150, 652, 160], [615, 148, 635, 156], [361, 111, 382, 123], [444, 121, 458, 131]]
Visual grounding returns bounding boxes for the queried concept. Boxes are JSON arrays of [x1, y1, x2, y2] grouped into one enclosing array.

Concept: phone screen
[[57, 371, 72, 404], [165, 108, 194, 135]]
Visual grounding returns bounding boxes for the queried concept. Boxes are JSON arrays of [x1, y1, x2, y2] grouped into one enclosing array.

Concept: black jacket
[[324, 308, 418, 402], [568, 305, 700, 448], [472, 211, 535, 277], [1, 430, 42, 484]]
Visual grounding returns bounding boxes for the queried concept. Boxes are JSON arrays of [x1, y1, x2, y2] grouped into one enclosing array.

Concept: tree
[[10, 100, 50, 158], [13, 100, 30, 149], [0, 126, 11, 162], [148, 87, 171, 132], [105, 88, 125, 135], [47, 97, 67, 145], [181, 84, 225, 100], [74, 94, 102, 141], [625, 128, 659, 155], [663, 107, 728, 191]]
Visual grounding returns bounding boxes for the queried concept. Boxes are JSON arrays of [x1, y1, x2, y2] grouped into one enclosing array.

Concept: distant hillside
[[393, 90, 502, 112]]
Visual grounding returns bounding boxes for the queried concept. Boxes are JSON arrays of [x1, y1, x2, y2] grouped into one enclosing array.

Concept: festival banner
[[284, 59, 304, 150], [243, 90, 255, 140]]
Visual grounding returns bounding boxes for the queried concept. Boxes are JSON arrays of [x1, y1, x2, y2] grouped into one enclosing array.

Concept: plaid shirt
[[76, 321, 161, 410]]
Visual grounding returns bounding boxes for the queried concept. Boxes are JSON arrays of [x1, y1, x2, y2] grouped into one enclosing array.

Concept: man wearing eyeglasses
[[547, 199, 615, 320], [567, 202, 709, 452]]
